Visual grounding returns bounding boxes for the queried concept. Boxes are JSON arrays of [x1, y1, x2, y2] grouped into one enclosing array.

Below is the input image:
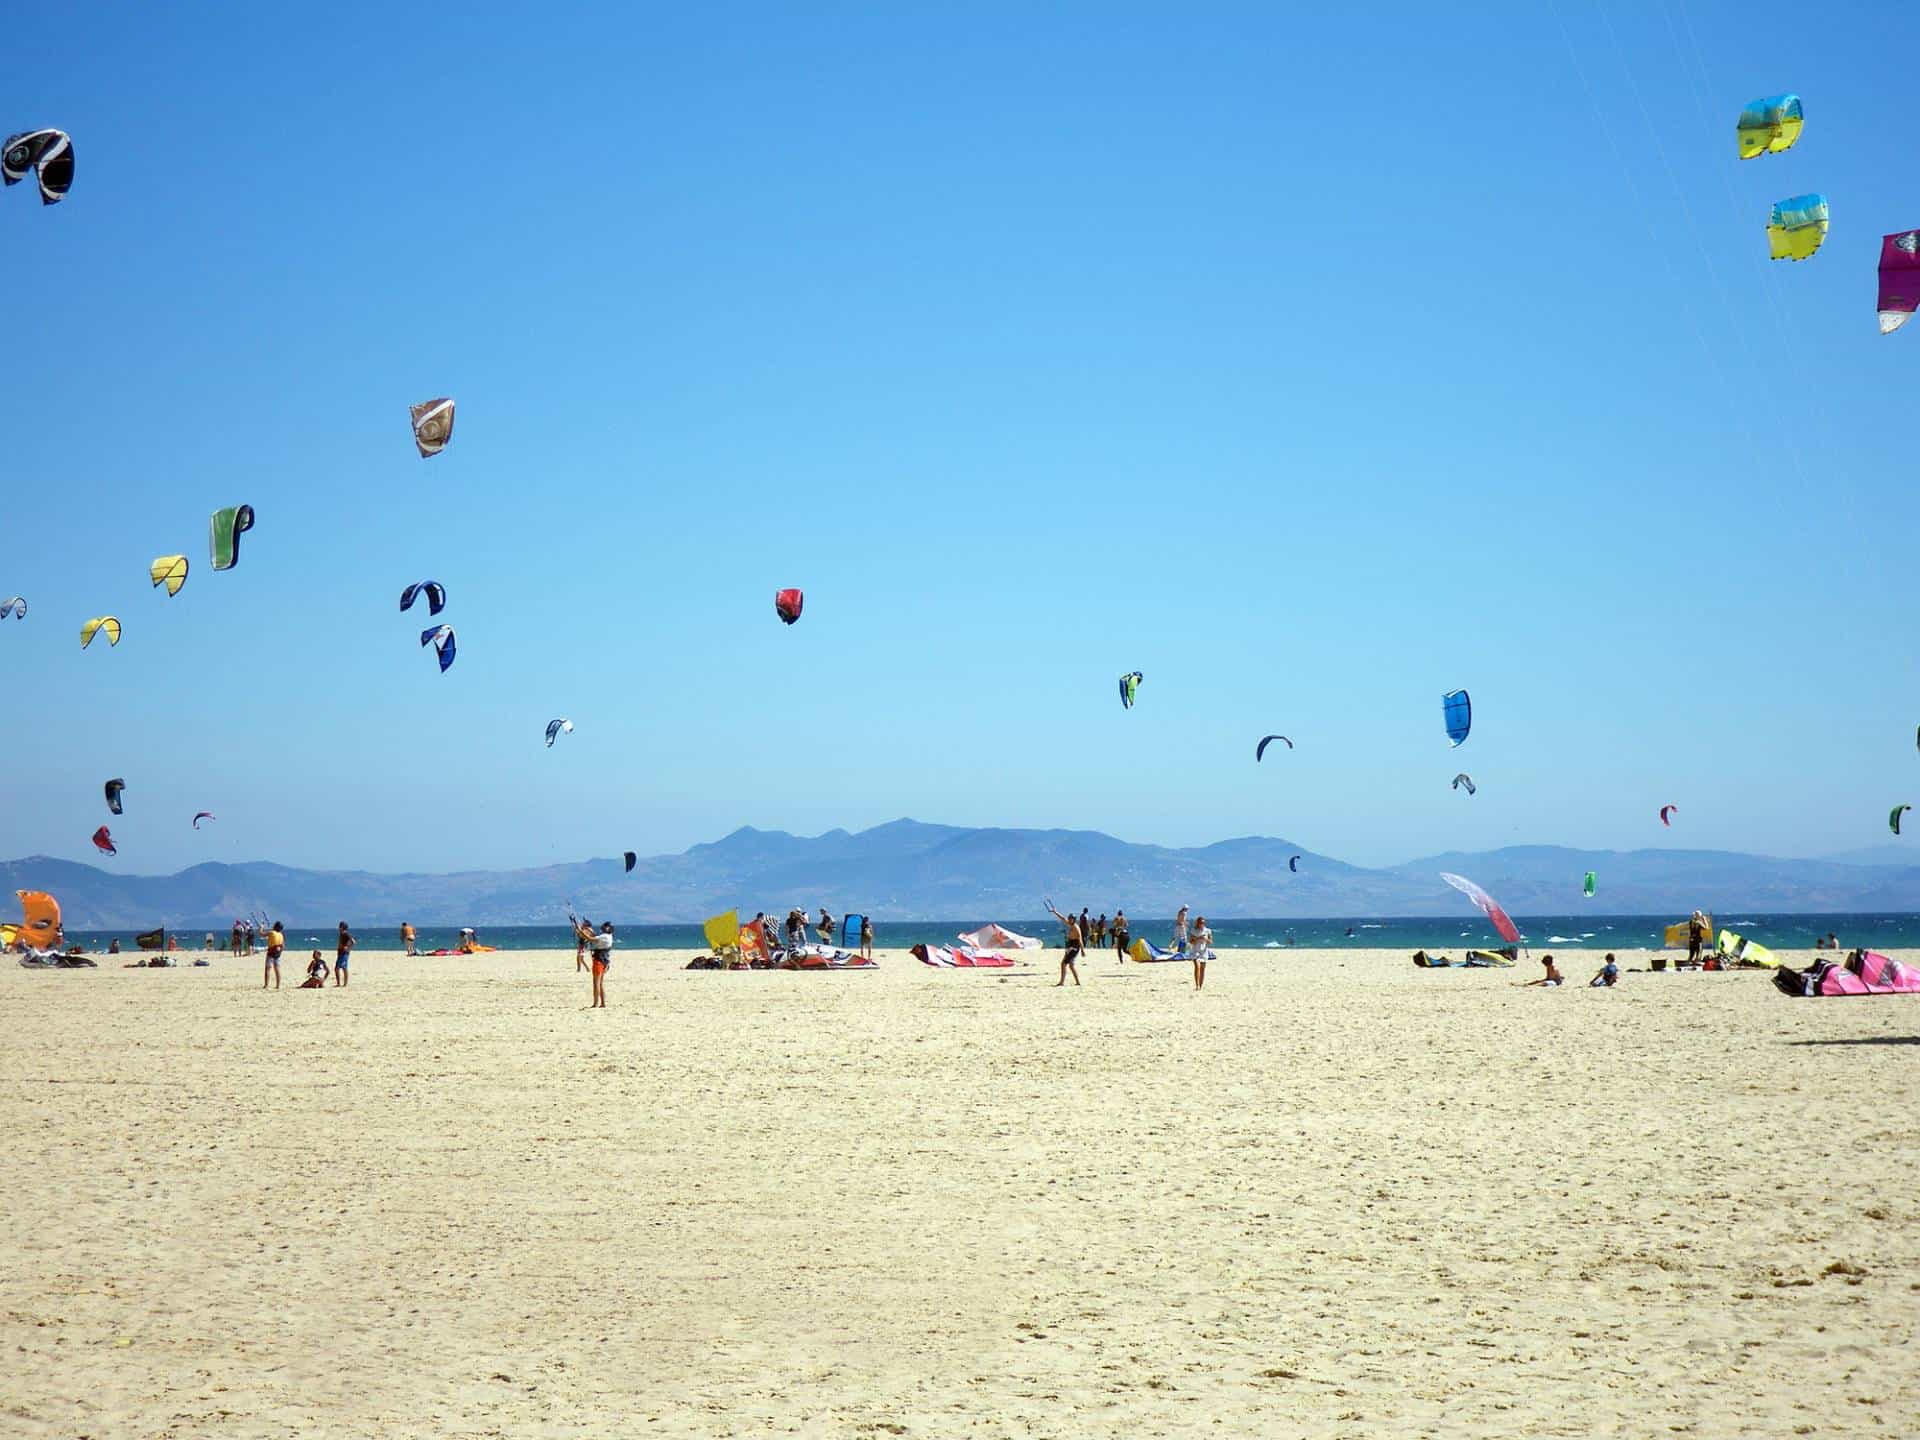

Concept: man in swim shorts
[[263, 920, 285, 989], [334, 921, 355, 987], [588, 921, 613, 1008]]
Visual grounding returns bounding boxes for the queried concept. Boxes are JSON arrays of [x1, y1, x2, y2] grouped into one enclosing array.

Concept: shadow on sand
[[1787, 1035, 1920, 1047]]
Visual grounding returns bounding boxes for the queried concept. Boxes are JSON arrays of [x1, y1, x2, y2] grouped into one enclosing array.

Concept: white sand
[[3, 944, 1916, 1437]]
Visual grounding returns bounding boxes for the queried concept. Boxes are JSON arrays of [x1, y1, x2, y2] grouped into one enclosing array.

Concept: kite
[[410, 398, 455, 457], [80, 616, 120, 649], [1118, 671, 1143, 710], [1894, 805, 1912, 836], [1443, 689, 1471, 746], [399, 580, 447, 615], [1439, 871, 1522, 946], [774, 588, 804, 625], [1288, 855, 1300, 873], [1452, 772, 1476, 796], [2, 129, 73, 204], [420, 624, 456, 672], [1660, 804, 1678, 827], [1583, 871, 1596, 898], [545, 718, 573, 748], [1256, 735, 1293, 761], [92, 825, 116, 856], [0, 596, 23, 619], [1736, 94, 1803, 159], [192, 811, 215, 830], [150, 555, 189, 597], [209, 504, 254, 571], [104, 778, 125, 815], [1879, 232, 1920, 335], [1768, 194, 1829, 262], [623, 851, 637, 873]]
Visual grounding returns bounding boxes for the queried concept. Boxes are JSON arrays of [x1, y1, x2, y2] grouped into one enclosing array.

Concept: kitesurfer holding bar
[[1045, 901, 1083, 987]]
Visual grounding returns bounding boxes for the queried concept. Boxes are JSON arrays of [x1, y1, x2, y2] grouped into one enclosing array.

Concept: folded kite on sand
[[912, 944, 1014, 968], [1128, 938, 1214, 964], [1774, 950, 1920, 997], [784, 944, 875, 970], [957, 924, 1041, 951]]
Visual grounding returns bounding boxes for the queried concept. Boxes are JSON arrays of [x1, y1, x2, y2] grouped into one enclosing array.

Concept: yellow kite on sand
[[703, 910, 741, 954]]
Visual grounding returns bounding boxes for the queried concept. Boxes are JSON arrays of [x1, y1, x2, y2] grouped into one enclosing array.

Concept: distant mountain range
[[7, 819, 1920, 927]]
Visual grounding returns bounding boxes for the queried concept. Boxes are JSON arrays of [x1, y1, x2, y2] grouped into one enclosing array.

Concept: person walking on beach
[[1173, 905, 1190, 953], [1046, 902, 1083, 987], [334, 921, 355, 987], [263, 920, 285, 989], [586, 920, 613, 1007], [1190, 915, 1213, 991], [1112, 909, 1130, 959], [400, 921, 417, 957], [859, 914, 874, 959]]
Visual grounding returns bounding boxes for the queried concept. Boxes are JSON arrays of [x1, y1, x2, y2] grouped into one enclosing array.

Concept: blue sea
[[63, 913, 1920, 954]]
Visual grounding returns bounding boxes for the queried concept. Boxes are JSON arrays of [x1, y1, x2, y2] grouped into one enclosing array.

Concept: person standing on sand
[[574, 917, 592, 972], [263, 920, 285, 989], [859, 915, 873, 959], [1190, 915, 1213, 991], [1173, 905, 1190, 953], [819, 909, 835, 946], [400, 921, 417, 957], [586, 920, 613, 1007], [334, 921, 355, 987], [1687, 911, 1705, 967], [1046, 902, 1083, 987]]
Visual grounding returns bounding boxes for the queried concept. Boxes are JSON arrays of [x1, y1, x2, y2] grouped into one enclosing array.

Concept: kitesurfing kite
[[92, 826, 116, 856], [1736, 94, 1803, 158], [209, 504, 254, 571], [420, 625, 456, 672], [104, 779, 125, 815], [774, 588, 804, 625], [1443, 689, 1471, 746], [1660, 804, 1678, 827], [1583, 871, 1596, 898], [80, 616, 120, 649], [1256, 735, 1293, 761], [545, 718, 573, 748], [192, 811, 215, 830], [399, 581, 447, 615], [1440, 871, 1522, 946], [150, 555, 188, 597], [1879, 232, 1920, 334], [623, 851, 637, 873], [1452, 773, 1476, 796], [411, 398, 455, 457], [3, 129, 73, 204], [1768, 194, 1829, 262], [1288, 855, 1300, 873], [0, 596, 23, 619], [1893, 805, 1912, 836], [1118, 671, 1143, 710]]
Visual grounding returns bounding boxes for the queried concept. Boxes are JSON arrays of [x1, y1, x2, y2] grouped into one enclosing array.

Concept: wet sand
[[3, 944, 1916, 1437]]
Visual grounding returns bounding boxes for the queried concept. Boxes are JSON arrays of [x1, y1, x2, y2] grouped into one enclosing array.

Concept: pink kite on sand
[[1439, 872, 1522, 946], [1775, 950, 1920, 997], [957, 923, 1041, 951], [913, 944, 1015, 968]]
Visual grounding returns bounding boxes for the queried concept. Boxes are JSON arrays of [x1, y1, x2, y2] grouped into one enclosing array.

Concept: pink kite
[[1879, 231, 1920, 335], [1439, 871, 1521, 945], [913, 943, 1015, 968]]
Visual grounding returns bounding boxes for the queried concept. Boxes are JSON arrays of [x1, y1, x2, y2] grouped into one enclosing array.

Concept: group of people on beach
[[257, 920, 353, 989], [1047, 902, 1213, 990]]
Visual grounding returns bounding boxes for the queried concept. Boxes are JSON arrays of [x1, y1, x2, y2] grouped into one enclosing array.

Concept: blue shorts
[[336, 952, 350, 968]]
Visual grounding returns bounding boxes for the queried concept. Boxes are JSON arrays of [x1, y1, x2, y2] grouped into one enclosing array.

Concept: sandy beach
[[3, 944, 1915, 1437]]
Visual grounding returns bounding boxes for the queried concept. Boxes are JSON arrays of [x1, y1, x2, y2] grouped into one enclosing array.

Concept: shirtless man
[[1046, 902, 1084, 987]]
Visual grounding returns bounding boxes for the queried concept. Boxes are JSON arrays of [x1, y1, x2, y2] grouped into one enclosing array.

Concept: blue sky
[[5, 2, 1916, 872]]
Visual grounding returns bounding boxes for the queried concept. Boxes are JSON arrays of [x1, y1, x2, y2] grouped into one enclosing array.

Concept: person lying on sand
[[1589, 954, 1619, 988], [1521, 954, 1563, 988]]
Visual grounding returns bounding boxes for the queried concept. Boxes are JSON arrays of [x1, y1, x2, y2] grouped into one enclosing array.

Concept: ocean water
[[62, 913, 1920, 955]]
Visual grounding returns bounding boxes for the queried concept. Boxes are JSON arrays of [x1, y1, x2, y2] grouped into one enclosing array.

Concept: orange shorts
[[592, 958, 608, 977]]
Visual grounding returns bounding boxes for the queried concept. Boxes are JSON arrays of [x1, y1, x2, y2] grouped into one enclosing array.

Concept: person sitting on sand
[[301, 951, 329, 988], [1589, 953, 1619, 988], [1046, 902, 1083, 988], [1522, 954, 1564, 988]]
